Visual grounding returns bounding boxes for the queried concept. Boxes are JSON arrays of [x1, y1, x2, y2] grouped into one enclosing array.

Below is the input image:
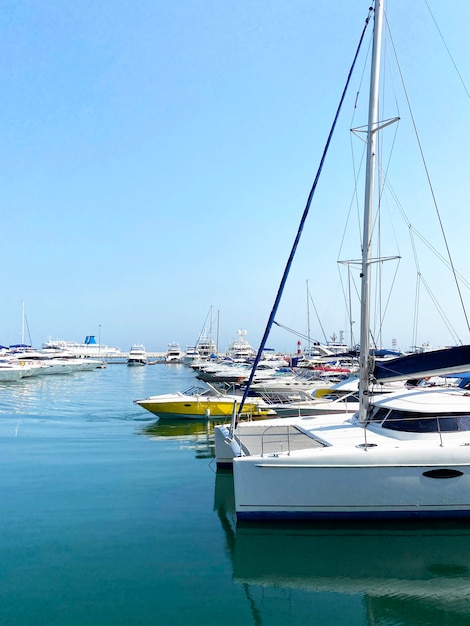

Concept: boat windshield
[[182, 385, 208, 396], [369, 407, 470, 433]]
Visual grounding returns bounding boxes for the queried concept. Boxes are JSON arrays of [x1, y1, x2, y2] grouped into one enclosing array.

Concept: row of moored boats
[[0, 345, 105, 381]]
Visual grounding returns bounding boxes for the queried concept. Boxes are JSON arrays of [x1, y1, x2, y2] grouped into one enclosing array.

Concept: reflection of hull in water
[[234, 526, 470, 601], [143, 419, 214, 439], [213, 472, 470, 621], [142, 419, 216, 459]]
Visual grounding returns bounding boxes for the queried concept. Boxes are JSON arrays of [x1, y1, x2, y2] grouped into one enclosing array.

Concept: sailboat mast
[[209, 304, 213, 342], [306, 279, 311, 356], [21, 301, 26, 345], [358, 0, 384, 424]]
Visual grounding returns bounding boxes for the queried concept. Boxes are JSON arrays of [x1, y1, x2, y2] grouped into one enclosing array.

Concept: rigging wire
[[378, 169, 470, 343], [273, 321, 327, 348], [308, 289, 328, 345], [233, 7, 374, 422], [409, 221, 423, 349], [24, 314, 33, 347], [385, 13, 470, 336], [424, 0, 470, 101], [373, 31, 402, 349], [344, 8, 469, 351], [418, 273, 462, 345], [337, 261, 361, 349]]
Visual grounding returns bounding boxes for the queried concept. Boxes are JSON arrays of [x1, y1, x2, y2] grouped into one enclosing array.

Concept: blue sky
[[1, 1, 469, 353]]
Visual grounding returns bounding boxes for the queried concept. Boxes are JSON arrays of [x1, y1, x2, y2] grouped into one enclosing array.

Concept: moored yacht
[[134, 384, 276, 420], [226, 330, 257, 362], [0, 358, 29, 381], [165, 342, 183, 364], [183, 345, 200, 364], [42, 335, 121, 358], [195, 331, 217, 360], [8, 348, 73, 375], [226, 386, 470, 520], [127, 344, 147, 366]]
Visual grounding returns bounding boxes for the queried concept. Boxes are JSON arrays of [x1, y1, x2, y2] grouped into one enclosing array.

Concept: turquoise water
[[2, 364, 470, 625]]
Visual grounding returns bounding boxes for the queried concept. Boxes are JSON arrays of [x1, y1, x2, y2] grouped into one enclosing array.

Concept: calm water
[[2, 364, 470, 625]]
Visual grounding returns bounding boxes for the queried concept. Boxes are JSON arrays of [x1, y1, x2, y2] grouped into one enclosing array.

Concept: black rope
[[235, 6, 374, 422]]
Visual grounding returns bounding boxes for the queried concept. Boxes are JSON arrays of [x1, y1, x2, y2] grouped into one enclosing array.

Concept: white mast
[[21, 301, 25, 345], [358, 0, 384, 424], [306, 279, 311, 355]]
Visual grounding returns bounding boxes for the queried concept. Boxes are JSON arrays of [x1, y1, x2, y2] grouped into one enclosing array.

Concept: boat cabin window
[[369, 407, 470, 433]]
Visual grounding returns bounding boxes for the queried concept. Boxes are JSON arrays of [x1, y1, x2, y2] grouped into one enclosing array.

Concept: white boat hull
[[233, 443, 470, 520], [0, 367, 24, 381]]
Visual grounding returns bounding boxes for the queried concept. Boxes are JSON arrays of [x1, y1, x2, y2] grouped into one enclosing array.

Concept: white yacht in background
[[226, 330, 257, 362], [183, 345, 200, 364], [165, 342, 183, 363], [8, 347, 74, 375], [0, 359, 29, 381], [40, 347, 103, 371], [195, 330, 217, 360], [127, 344, 147, 366], [42, 335, 121, 358]]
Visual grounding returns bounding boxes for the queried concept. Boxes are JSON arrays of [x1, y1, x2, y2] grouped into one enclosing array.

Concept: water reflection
[[142, 418, 224, 459], [214, 472, 470, 624]]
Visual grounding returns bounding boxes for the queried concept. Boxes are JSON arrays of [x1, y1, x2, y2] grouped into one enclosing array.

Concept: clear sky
[[1, 1, 469, 354]]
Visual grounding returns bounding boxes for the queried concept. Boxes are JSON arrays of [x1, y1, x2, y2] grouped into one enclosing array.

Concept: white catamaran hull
[[233, 442, 470, 520]]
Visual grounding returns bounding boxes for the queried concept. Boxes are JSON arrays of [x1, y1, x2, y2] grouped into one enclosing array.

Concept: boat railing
[[260, 424, 293, 457]]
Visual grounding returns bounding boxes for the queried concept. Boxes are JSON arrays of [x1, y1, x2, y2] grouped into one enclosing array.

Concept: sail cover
[[373, 344, 470, 383]]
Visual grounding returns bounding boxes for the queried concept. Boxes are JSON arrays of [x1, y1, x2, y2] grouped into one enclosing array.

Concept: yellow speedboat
[[134, 384, 276, 420]]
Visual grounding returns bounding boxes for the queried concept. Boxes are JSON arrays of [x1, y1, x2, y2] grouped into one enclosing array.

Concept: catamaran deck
[[215, 416, 334, 467], [234, 422, 325, 456]]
